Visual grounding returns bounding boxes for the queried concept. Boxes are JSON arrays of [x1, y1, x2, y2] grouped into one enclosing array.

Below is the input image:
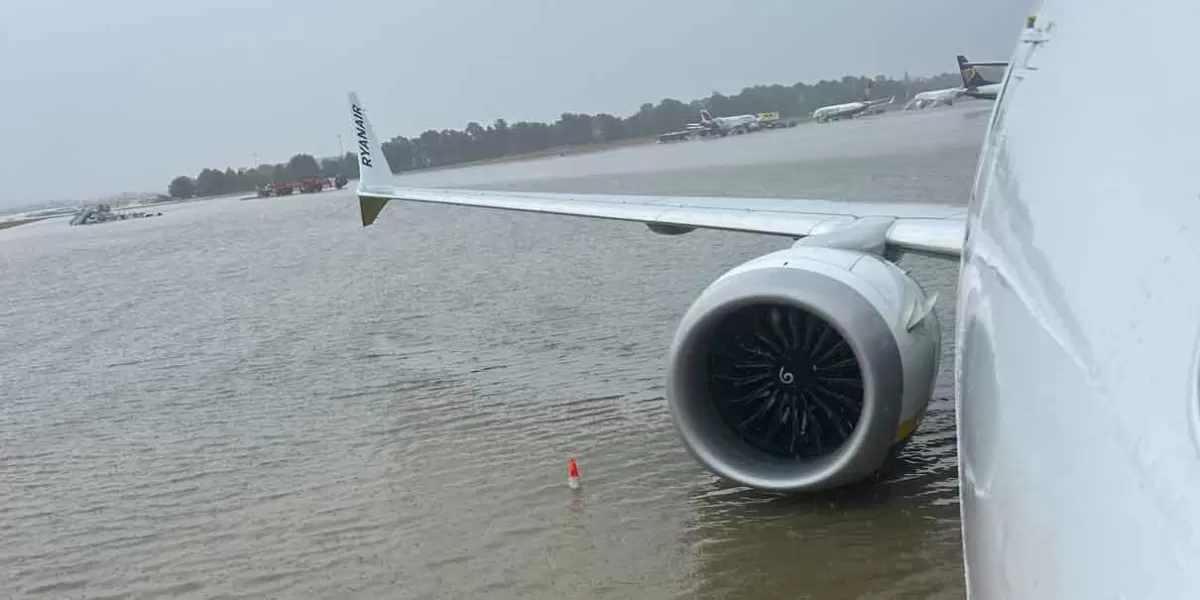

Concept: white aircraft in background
[[905, 53, 1012, 110], [698, 109, 760, 134], [346, 2, 1200, 596], [811, 96, 895, 122], [904, 87, 963, 110], [957, 54, 1008, 100]]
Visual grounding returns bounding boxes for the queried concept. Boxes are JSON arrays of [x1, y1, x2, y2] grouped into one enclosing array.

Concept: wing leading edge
[[347, 92, 966, 259]]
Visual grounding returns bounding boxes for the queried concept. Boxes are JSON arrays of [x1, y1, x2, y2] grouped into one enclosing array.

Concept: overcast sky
[[0, 0, 1033, 208]]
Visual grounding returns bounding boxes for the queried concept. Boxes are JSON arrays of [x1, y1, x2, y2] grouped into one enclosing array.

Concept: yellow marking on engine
[[893, 405, 928, 443]]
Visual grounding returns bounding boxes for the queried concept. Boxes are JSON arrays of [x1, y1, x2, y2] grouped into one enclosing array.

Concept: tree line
[[167, 153, 356, 200], [167, 71, 962, 199]]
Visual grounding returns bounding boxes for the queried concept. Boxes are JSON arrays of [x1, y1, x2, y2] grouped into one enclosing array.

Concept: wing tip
[[359, 195, 389, 227]]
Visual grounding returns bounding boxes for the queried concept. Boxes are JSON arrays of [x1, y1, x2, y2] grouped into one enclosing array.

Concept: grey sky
[[0, 0, 1032, 208]]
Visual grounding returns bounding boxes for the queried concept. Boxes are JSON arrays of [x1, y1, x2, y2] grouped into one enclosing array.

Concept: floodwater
[[1, 103, 991, 599]]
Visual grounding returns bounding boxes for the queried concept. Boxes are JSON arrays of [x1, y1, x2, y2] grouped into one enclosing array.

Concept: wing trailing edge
[[345, 93, 966, 258]]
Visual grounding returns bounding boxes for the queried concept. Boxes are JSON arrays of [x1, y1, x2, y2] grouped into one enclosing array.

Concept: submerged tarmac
[[1, 102, 991, 599]]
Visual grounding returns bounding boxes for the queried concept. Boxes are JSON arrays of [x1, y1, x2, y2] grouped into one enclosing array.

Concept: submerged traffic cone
[[567, 458, 580, 490]]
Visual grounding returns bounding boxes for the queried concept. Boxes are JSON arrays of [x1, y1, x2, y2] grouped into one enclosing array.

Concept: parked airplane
[[698, 109, 760, 134], [905, 53, 1010, 110], [904, 87, 963, 110], [811, 96, 895, 122], [957, 54, 1008, 100], [348, 2, 1200, 596]]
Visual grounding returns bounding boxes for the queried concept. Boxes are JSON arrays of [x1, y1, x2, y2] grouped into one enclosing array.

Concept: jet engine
[[666, 245, 941, 493]]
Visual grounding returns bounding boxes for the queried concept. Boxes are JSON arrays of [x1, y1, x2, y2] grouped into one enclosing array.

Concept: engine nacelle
[[666, 246, 941, 493]]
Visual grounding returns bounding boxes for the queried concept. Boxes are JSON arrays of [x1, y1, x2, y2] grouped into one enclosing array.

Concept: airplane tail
[[347, 92, 394, 226], [699, 109, 714, 124], [956, 55, 998, 88]]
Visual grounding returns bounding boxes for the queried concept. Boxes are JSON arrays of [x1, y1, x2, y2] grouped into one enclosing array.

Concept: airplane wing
[[348, 93, 967, 259]]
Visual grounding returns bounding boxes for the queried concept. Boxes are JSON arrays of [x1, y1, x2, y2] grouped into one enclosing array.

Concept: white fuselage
[[962, 83, 1002, 100], [811, 102, 869, 122], [811, 97, 892, 122], [958, 1, 1200, 597], [702, 112, 760, 132], [905, 87, 964, 109]]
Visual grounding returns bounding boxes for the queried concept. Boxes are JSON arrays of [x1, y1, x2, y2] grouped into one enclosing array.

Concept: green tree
[[195, 168, 228, 196], [287, 154, 321, 180], [592, 113, 622, 142], [382, 137, 416, 171], [320, 157, 340, 178], [490, 118, 509, 157], [168, 176, 195, 199], [339, 152, 358, 178]]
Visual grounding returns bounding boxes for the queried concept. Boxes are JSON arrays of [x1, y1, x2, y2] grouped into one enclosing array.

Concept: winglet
[[347, 92, 394, 226], [359, 195, 390, 228]]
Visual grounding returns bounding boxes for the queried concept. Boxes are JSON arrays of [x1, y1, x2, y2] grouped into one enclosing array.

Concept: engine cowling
[[666, 245, 941, 493]]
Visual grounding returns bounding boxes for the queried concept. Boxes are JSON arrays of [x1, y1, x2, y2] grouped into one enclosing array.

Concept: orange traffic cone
[[567, 458, 580, 490]]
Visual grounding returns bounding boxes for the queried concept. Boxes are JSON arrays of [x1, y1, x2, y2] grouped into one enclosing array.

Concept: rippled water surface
[[1, 104, 991, 599]]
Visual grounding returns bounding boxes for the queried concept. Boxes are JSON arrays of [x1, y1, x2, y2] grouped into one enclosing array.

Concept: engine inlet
[[706, 303, 864, 459]]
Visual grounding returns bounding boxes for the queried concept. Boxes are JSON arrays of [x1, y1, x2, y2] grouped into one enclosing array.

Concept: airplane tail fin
[[347, 92, 393, 226], [956, 55, 997, 88], [699, 109, 714, 124]]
